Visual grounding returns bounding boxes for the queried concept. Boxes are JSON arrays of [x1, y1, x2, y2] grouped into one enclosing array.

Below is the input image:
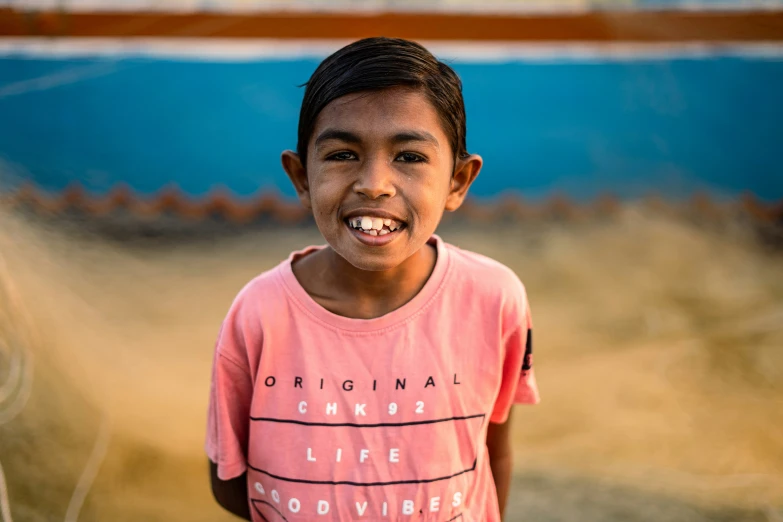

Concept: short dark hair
[[296, 37, 469, 167]]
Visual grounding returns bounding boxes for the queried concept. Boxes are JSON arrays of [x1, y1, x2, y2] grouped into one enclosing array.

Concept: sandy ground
[[0, 206, 781, 521]]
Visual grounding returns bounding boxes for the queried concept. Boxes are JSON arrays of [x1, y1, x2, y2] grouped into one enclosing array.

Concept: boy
[[206, 37, 539, 521]]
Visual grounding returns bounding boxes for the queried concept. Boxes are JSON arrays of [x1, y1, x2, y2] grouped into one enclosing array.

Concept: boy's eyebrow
[[314, 129, 361, 147], [391, 131, 440, 148], [314, 129, 440, 148]]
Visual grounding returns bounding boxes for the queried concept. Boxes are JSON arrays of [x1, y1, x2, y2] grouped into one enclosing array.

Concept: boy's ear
[[281, 150, 312, 210], [445, 154, 482, 212]]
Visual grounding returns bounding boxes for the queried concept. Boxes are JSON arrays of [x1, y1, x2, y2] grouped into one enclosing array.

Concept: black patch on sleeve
[[522, 328, 533, 371]]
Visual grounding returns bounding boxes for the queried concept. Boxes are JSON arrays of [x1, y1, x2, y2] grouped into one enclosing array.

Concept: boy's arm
[[487, 409, 514, 521], [209, 461, 251, 520]]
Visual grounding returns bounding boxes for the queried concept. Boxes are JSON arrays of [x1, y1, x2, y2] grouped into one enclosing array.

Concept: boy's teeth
[[349, 215, 404, 234]]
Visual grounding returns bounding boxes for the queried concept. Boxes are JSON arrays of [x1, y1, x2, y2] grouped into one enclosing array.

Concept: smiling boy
[[206, 37, 539, 521]]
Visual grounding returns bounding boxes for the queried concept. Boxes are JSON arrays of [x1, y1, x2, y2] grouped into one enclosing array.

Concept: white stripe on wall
[[1, 38, 783, 62]]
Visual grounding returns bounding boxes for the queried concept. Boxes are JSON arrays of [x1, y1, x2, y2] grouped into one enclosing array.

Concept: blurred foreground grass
[[0, 206, 781, 521]]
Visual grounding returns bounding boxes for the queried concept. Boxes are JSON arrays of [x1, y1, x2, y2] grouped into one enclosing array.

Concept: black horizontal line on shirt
[[446, 514, 464, 522], [247, 459, 477, 487], [248, 413, 486, 428]]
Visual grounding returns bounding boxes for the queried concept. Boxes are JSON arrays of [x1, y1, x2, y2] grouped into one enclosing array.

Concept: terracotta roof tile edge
[[2, 183, 781, 223]]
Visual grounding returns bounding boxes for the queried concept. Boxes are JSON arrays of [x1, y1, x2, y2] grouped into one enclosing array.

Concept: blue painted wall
[[1, 53, 782, 201]]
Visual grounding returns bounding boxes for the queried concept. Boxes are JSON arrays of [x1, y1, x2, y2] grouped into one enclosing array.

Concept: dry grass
[[0, 206, 781, 521]]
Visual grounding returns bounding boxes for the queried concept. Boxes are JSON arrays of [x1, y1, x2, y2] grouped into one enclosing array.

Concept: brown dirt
[[0, 206, 781, 521]]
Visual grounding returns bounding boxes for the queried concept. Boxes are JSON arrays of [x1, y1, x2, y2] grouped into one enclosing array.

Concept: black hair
[[296, 37, 469, 167]]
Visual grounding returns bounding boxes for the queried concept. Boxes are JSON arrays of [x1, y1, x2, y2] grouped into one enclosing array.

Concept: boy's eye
[[326, 151, 357, 161], [396, 152, 426, 163]]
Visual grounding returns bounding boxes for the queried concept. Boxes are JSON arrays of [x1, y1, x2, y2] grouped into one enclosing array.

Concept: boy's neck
[[292, 241, 437, 320]]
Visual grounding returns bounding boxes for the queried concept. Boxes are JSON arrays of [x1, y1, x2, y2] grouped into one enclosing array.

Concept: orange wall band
[[1, 9, 783, 41]]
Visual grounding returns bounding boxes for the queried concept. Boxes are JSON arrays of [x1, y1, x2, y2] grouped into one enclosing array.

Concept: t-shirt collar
[[278, 235, 451, 333]]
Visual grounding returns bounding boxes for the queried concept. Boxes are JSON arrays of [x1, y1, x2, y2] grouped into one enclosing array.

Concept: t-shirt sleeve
[[490, 290, 540, 424], [205, 302, 256, 481]]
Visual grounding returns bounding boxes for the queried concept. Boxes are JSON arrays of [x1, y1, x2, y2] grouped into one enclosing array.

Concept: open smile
[[344, 214, 407, 246]]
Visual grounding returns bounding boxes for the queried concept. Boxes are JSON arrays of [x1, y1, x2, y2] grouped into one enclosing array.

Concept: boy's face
[[283, 87, 481, 272]]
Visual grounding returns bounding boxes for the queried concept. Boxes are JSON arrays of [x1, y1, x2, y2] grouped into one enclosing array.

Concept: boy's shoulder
[[233, 260, 287, 305], [226, 243, 322, 317], [442, 240, 527, 303]]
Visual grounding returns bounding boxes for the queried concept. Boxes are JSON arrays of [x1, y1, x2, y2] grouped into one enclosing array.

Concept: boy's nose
[[353, 159, 397, 200]]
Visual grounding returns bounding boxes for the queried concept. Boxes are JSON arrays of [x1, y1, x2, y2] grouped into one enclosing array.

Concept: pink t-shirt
[[206, 235, 539, 522]]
